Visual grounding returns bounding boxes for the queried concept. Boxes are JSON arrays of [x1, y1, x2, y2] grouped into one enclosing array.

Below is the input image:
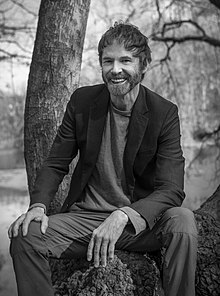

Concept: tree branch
[[193, 125, 220, 141], [153, 34, 220, 47], [10, 0, 38, 17], [0, 48, 30, 61], [160, 20, 207, 36], [0, 39, 33, 53], [151, 19, 220, 47]]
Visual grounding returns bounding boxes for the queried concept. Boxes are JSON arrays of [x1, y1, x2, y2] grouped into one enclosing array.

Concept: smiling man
[[9, 22, 198, 296]]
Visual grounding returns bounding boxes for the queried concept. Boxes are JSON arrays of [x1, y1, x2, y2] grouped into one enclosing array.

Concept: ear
[[142, 64, 148, 74]]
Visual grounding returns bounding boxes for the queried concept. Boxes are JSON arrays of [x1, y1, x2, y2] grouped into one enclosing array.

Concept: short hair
[[98, 21, 152, 70]]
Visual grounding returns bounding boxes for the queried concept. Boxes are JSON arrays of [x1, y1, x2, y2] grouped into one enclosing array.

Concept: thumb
[[40, 215, 49, 234]]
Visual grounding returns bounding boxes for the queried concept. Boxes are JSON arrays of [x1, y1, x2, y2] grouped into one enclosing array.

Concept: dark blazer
[[31, 84, 185, 229]]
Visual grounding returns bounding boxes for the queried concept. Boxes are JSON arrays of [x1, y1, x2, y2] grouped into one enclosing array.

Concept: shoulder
[[74, 83, 106, 96], [141, 85, 176, 110], [141, 85, 178, 121], [69, 84, 107, 107]]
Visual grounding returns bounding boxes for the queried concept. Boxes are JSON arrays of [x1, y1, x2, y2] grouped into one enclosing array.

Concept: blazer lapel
[[124, 85, 149, 197], [82, 86, 110, 186]]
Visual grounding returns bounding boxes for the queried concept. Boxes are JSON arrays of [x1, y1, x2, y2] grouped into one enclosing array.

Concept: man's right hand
[[8, 207, 48, 239]]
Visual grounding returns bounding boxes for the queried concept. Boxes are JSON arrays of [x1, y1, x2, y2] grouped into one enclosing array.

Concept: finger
[[22, 213, 33, 236], [108, 241, 115, 263], [87, 236, 95, 262], [40, 215, 48, 234], [93, 237, 102, 268], [8, 224, 13, 239], [101, 239, 108, 267], [11, 214, 26, 238]]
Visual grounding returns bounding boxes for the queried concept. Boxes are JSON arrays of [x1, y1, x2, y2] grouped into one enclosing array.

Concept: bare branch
[[160, 41, 175, 62], [0, 39, 33, 53], [152, 34, 220, 47], [151, 19, 220, 47], [155, 0, 162, 20], [10, 0, 38, 17], [193, 125, 220, 141], [0, 48, 30, 61], [160, 20, 207, 36], [1, 24, 36, 32]]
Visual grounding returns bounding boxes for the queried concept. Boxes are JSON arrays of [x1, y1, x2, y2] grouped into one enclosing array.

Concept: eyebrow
[[102, 55, 133, 60]]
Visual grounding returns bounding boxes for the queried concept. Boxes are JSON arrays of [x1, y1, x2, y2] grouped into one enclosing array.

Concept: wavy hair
[[98, 21, 152, 71]]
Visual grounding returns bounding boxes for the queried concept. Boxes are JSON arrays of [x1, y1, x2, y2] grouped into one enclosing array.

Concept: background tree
[[149, 0, 220, 176], [0, 0, 38, 63], [24, 0, 91, 213]]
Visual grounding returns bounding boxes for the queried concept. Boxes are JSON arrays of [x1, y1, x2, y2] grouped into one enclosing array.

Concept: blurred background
[[0, 0, 220, 295]]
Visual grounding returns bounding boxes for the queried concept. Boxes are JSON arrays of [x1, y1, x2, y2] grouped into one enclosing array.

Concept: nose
[[111, 61, 122, 75]]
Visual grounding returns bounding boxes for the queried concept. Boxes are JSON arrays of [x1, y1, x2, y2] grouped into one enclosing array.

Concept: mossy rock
[[52, 251, 163, 296]]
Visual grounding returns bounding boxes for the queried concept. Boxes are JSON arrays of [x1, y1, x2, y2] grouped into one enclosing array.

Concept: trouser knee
[[10, 221, 44, 257], [162, 207, 198, 237]]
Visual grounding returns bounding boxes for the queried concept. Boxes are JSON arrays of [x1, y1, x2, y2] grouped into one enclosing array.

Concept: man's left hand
[[87, 210, 128, 267]]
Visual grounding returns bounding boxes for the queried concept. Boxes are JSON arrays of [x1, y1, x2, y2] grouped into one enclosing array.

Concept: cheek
[[102, 67, 111, 77]]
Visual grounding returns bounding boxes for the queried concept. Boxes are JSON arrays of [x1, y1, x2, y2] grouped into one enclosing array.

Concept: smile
[[110, 78, 126, 84]]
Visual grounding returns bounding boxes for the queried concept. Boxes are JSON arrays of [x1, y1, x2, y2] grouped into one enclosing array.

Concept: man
[[9, 22, 198, 296]]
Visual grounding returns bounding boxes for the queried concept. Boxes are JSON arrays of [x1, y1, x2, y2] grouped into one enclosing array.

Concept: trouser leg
[[117, 207, 198, 296], [10, 221, 55, 296], [9, 211, 109, 296], [157, 207, 198, 296], [10, 207, 197, 296]]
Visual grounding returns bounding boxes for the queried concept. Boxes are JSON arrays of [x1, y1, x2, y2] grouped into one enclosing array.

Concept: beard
[[102, 70, 142, 96]]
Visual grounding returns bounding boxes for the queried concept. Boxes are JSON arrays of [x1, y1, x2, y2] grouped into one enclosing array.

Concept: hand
[[87, 210, 128, 268], [8, 207, 48, 238]]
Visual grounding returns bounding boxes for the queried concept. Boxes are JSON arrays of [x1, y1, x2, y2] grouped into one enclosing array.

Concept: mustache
[[106, 74, 129, 80]]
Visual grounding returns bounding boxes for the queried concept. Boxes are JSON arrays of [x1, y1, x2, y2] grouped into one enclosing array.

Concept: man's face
[[101, 41, 146, 96]]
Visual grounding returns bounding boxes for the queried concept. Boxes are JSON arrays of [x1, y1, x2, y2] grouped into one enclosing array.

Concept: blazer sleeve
[[129, 104, 185, 229], [29, 94, 79, 211]]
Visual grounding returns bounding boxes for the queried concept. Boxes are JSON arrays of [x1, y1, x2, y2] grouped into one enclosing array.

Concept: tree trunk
[[52, 186, 220, 296], [24, 0, 90, 212]]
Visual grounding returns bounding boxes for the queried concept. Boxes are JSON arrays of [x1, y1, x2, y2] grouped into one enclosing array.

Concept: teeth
[[111, 79, 126, 83]]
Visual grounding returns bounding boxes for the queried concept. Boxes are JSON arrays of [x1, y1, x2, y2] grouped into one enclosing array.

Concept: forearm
[[129, 186, 185, 229]]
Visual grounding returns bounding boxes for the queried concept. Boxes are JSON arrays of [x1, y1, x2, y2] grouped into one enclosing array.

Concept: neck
[[110, 84, 140, 111]]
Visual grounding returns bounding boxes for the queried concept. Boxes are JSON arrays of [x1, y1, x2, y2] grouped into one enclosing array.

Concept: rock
[[51, 251, 164, 296], [194, 211, 220, 296], [51, 186, 220, 296]]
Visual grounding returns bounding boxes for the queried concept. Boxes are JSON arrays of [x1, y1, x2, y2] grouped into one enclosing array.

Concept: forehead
[[102, 40, 135, 59]]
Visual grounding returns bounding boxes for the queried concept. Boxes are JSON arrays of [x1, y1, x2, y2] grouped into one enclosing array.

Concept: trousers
[[10, 207, 198, 296]]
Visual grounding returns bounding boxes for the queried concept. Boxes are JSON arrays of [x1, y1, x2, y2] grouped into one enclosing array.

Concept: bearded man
[[9, 22, 198, 296]]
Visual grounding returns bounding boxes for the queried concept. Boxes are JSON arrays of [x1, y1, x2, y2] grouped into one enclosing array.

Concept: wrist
[[29, 203, 46, 213], [115, 209, 129, 224], [28, 206, 45, 214]]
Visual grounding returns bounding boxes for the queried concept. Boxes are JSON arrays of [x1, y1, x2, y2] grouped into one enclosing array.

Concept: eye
[[102, 59, 112, 64], [121, 58, 131, 64]]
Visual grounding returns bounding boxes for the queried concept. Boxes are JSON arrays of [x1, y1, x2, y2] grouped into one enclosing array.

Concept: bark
[[51, 251, 164, 296], [52, 186, 220, 296], [24, 0, 90, 212]]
